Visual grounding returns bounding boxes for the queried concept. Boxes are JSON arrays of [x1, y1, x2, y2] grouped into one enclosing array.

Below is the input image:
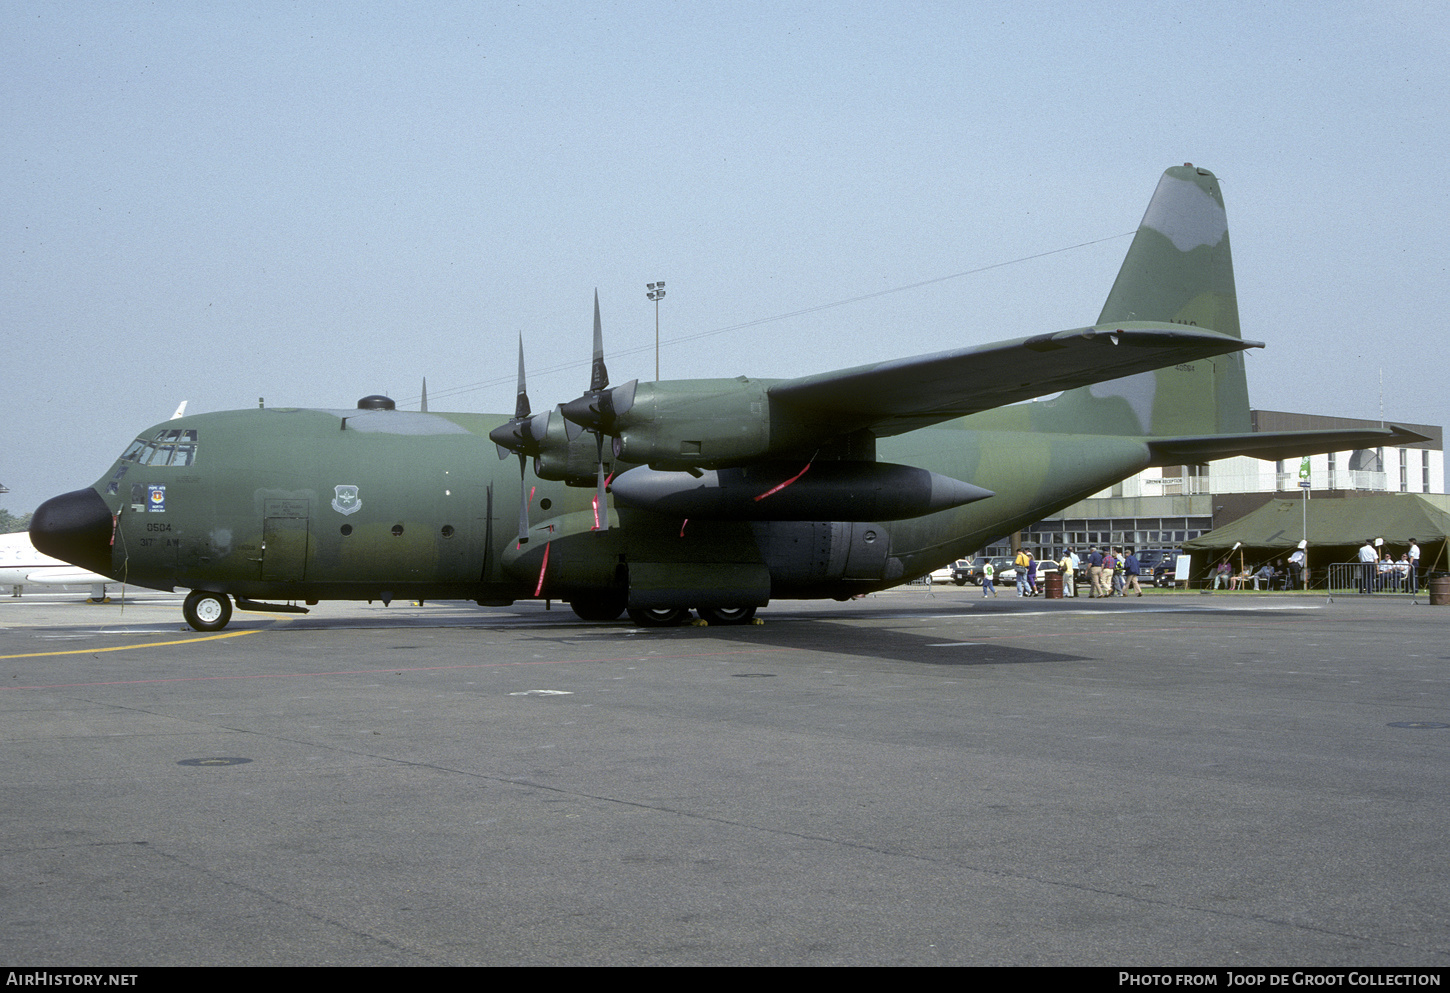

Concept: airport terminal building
[[982, 409, 1445, 560]]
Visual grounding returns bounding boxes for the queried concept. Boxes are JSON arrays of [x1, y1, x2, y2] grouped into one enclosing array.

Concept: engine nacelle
[[610, 378, 783, 470]]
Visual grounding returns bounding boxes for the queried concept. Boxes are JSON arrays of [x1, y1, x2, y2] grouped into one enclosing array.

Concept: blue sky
[[5, 1, 1448, 513]]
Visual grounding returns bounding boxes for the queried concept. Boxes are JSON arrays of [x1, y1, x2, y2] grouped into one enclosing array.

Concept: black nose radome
[[30, 488, 114, 577]]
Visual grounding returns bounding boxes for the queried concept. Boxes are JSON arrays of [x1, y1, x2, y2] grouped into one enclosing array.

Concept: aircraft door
[[261, 499, 309, 581]]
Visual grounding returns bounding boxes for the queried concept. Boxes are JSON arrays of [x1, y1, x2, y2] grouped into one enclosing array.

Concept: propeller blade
[[512, 334, 531, 420], [516, 454, 530, 544], [611, 379, 637, 418], [562, 404, 585, 441], [590, 289, 608, 392], [594, 434, 609, 532], [489, 338, 545, 456]]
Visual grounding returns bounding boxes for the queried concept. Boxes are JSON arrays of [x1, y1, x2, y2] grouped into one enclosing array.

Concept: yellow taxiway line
[[0, 628, 260, 660]]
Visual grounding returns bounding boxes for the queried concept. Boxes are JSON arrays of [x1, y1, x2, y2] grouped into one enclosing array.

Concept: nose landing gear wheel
[[695, 606, 757, 625], [183, 591, 233, 632]]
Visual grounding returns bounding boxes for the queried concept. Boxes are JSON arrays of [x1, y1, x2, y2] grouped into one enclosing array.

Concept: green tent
[[1182, 493, 1450, 585]]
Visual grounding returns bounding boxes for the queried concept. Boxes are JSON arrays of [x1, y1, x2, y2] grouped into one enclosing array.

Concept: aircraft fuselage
[[40, 401, 1150, 616]]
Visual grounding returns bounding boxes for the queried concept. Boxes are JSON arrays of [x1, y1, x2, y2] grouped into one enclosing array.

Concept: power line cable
[[397, 230, 1135, 408]]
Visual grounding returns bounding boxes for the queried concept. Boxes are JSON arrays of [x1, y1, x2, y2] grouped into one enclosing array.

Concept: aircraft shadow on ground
[[579, 618, 1092, 668], [227, 601, 1098, 667]]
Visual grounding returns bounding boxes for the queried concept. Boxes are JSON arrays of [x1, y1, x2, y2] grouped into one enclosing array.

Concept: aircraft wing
[[768, 323, 1261, 437], [23, 567, 114, 585]]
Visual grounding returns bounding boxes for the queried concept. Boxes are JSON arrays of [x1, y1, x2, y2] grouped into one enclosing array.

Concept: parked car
[[929, 559, 975, 585], [954, 557, 988, 585], [986, 557, 1018, 585], [1134, 547, 1182, 586]]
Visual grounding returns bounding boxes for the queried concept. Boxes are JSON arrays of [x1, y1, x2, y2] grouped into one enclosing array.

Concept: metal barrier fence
[[1324, 561, 1418, 595]]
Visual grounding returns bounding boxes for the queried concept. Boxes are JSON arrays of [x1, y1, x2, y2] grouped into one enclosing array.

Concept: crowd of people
[[977, 538, 1428, 598], [1210, 560, 1289, 590], [983, 546, 1146, 598], [1355, 537, 1422, 594], [1207, 537, 1423, 593]]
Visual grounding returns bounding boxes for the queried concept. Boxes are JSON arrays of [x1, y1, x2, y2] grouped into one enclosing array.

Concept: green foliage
[[1, 508, 32, 534]]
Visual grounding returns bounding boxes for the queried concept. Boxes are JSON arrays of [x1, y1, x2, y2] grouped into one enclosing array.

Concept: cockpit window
[[119, 429, 198, 466]]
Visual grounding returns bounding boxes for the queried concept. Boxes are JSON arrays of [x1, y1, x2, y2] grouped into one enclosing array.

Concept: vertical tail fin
[[1040, 164, 1251, 438], [1098, 164, 1240, 337]]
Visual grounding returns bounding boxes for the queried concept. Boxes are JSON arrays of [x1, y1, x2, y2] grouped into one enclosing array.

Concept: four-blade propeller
[[556, 292, 636, 532], [486, 336, 551, 543]]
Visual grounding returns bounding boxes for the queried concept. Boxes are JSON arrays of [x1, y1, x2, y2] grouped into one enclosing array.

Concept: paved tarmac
[[2, 586, 1448, 966]]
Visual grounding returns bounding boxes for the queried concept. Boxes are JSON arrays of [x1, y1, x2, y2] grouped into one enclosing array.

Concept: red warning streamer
[[591, 472, 616, 531], [534, 541, 551, 597], [754, 462, 812, 502]]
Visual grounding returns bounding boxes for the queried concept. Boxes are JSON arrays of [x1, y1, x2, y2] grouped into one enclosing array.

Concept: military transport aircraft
[[31, 165, 1424, 631], [0, 530, 114, 600]]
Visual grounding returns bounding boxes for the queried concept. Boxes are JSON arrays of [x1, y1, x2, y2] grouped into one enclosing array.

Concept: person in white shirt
[[1358, 539, 1378, 594], [1288, 547, 1306, 590]]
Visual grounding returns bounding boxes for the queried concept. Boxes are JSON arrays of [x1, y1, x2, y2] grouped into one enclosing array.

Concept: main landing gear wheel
[[627, 607, 692, 627], [695, 606, 757, 625], [183, 591, 232, 632], [570, 596, 627, 622]]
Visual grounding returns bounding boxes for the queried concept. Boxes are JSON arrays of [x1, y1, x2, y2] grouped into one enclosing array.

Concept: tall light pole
[[1299, 455, 1311, 589], [646, 281, 665, 381]]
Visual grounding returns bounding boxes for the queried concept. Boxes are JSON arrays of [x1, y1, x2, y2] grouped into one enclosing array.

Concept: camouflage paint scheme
[[31, 166, 1424, 628]]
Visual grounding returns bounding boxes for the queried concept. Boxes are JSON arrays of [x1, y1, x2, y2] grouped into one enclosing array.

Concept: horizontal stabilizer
[[770, 324, 1260, 438], [1146, 426, 1430, 466]]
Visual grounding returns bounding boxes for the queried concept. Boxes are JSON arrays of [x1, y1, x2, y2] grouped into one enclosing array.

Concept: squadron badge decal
[[331, 485, 362, 516]]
